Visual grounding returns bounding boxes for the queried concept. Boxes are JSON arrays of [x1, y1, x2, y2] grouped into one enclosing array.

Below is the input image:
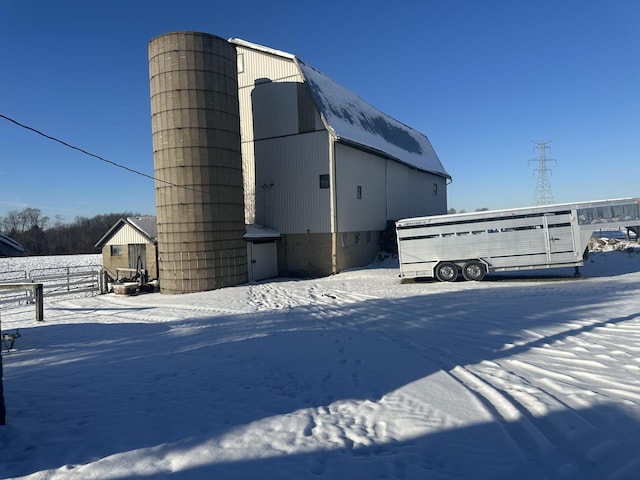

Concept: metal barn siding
[[386, 162, 448, 220], [334, 143, 387, 232], [234, 44, 300, 90], [234, 44, 303, 225], [254, 131, 331, 233], [386, 160, 411, 220], [149, 32, 247, 294], [408, 170, 447, 217], [251, 81, 300, 139], [103, 224, 150, 247]]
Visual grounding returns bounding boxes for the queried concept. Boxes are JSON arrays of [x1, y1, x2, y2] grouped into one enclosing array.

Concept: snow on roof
[[244, 224, 281, 240], [229, 38, 450, 179], [228, 38, 296, 60], [298, 60, 450, 178], [127, 216, 158, 243]]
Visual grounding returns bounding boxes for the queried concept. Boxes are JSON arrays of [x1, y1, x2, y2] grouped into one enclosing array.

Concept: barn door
[[128, 244, 147, 271]]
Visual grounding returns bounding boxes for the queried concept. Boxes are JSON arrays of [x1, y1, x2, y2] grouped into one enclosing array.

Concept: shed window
[[319, 174, 330, 189], [110, 245, 123, 256], [433, 183, 438, 195], [357, 185, 362, 199]]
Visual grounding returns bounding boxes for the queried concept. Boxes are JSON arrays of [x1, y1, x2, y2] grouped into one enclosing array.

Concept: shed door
[[248, 242, 278, 281], [128, 244, 147, 270]]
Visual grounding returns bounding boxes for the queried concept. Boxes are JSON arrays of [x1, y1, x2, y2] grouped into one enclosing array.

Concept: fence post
[[35, 284, 44, 322], [1, 349, 5, 425], [1, 309, 5, 425]]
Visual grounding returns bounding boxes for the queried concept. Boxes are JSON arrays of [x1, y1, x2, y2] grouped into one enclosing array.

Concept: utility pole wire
[[0, 113, 202, 193]]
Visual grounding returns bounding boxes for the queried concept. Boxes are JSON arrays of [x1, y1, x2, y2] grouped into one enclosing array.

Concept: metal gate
[[0, 264, 103, 310]]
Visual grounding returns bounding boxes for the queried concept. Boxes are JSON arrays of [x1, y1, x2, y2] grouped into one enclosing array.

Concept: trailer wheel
[[435, 262, 458, 282], [462, 261, 486, 281]]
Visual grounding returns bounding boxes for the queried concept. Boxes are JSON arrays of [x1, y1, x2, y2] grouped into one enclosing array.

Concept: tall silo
[[149, 32, 247, 293]]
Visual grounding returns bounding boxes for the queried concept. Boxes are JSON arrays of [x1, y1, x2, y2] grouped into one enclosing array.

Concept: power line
[[0, 113, 201, 193]]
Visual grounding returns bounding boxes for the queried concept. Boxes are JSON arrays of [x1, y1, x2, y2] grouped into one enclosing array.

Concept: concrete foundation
[[278, 231, 380, 278]]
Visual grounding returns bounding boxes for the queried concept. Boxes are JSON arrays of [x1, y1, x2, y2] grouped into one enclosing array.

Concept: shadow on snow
[[1, 273, 639, 479]]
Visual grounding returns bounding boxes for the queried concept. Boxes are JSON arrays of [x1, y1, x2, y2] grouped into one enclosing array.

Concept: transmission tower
[[528, 141, 557, 205]]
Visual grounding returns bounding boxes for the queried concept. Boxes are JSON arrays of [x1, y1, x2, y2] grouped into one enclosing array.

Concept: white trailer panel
[[396, 198, 640, 281]]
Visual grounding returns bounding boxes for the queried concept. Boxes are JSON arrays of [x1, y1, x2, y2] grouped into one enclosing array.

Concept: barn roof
[[230, 38, 450, 179], [297, 61, 449, 178], [0, 232, 25, 257], [94, 216, 158, 248]]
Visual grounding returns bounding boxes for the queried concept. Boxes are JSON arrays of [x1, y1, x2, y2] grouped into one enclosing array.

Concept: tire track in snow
[[241, 276, 640, 478], [461, 338, 640, 477], [264, 279, 640, 478]]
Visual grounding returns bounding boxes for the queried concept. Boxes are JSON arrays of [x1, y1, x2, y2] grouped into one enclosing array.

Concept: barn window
[[433, 183, 438, 195], [110, 245, 123, 256], [357, 185, 362, 199], [319, 174, 329, 189], [237, 53, 244, 73]]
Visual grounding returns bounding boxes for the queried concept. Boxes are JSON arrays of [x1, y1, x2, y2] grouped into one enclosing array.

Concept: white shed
[[95, 216, 158, 283]]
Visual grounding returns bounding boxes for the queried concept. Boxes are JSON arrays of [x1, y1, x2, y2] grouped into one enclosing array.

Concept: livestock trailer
[[396, 198, 640, 281]]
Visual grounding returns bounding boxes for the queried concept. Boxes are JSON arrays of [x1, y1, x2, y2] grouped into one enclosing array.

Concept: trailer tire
[[435, 262, 458, 282], [462, 261, 486, 281]]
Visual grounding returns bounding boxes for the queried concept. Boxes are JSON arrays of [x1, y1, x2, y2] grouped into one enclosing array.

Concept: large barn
[[231, 38, 450, 277], [148, 32, 450, 292]]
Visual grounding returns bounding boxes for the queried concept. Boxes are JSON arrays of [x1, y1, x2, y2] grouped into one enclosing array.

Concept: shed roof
[[230, 38, 450, 179], [94, 216, 158, 248], [0, 232, 25, 257], [95, 217, 281, 247], [127, 216, 158, 241], [244, 224, 281, 240]]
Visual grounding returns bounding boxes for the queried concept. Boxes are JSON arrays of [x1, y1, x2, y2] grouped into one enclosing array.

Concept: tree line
[[447, 207, 489, 214], [0, 208, 142, 256], [2, 206, 490, 257]]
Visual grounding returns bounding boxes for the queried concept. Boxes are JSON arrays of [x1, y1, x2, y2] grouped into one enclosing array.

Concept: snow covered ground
[[1, 241, 640, 479]]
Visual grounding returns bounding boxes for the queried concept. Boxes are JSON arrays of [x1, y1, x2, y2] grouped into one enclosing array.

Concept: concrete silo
[[149, 32, 247, 293]]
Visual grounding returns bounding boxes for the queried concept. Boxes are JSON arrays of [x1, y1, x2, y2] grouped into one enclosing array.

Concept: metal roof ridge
[[228, 38, 296, 60]]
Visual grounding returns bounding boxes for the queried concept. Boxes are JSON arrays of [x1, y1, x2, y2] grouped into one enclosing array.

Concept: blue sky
[[1, 0, 638, 222]]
